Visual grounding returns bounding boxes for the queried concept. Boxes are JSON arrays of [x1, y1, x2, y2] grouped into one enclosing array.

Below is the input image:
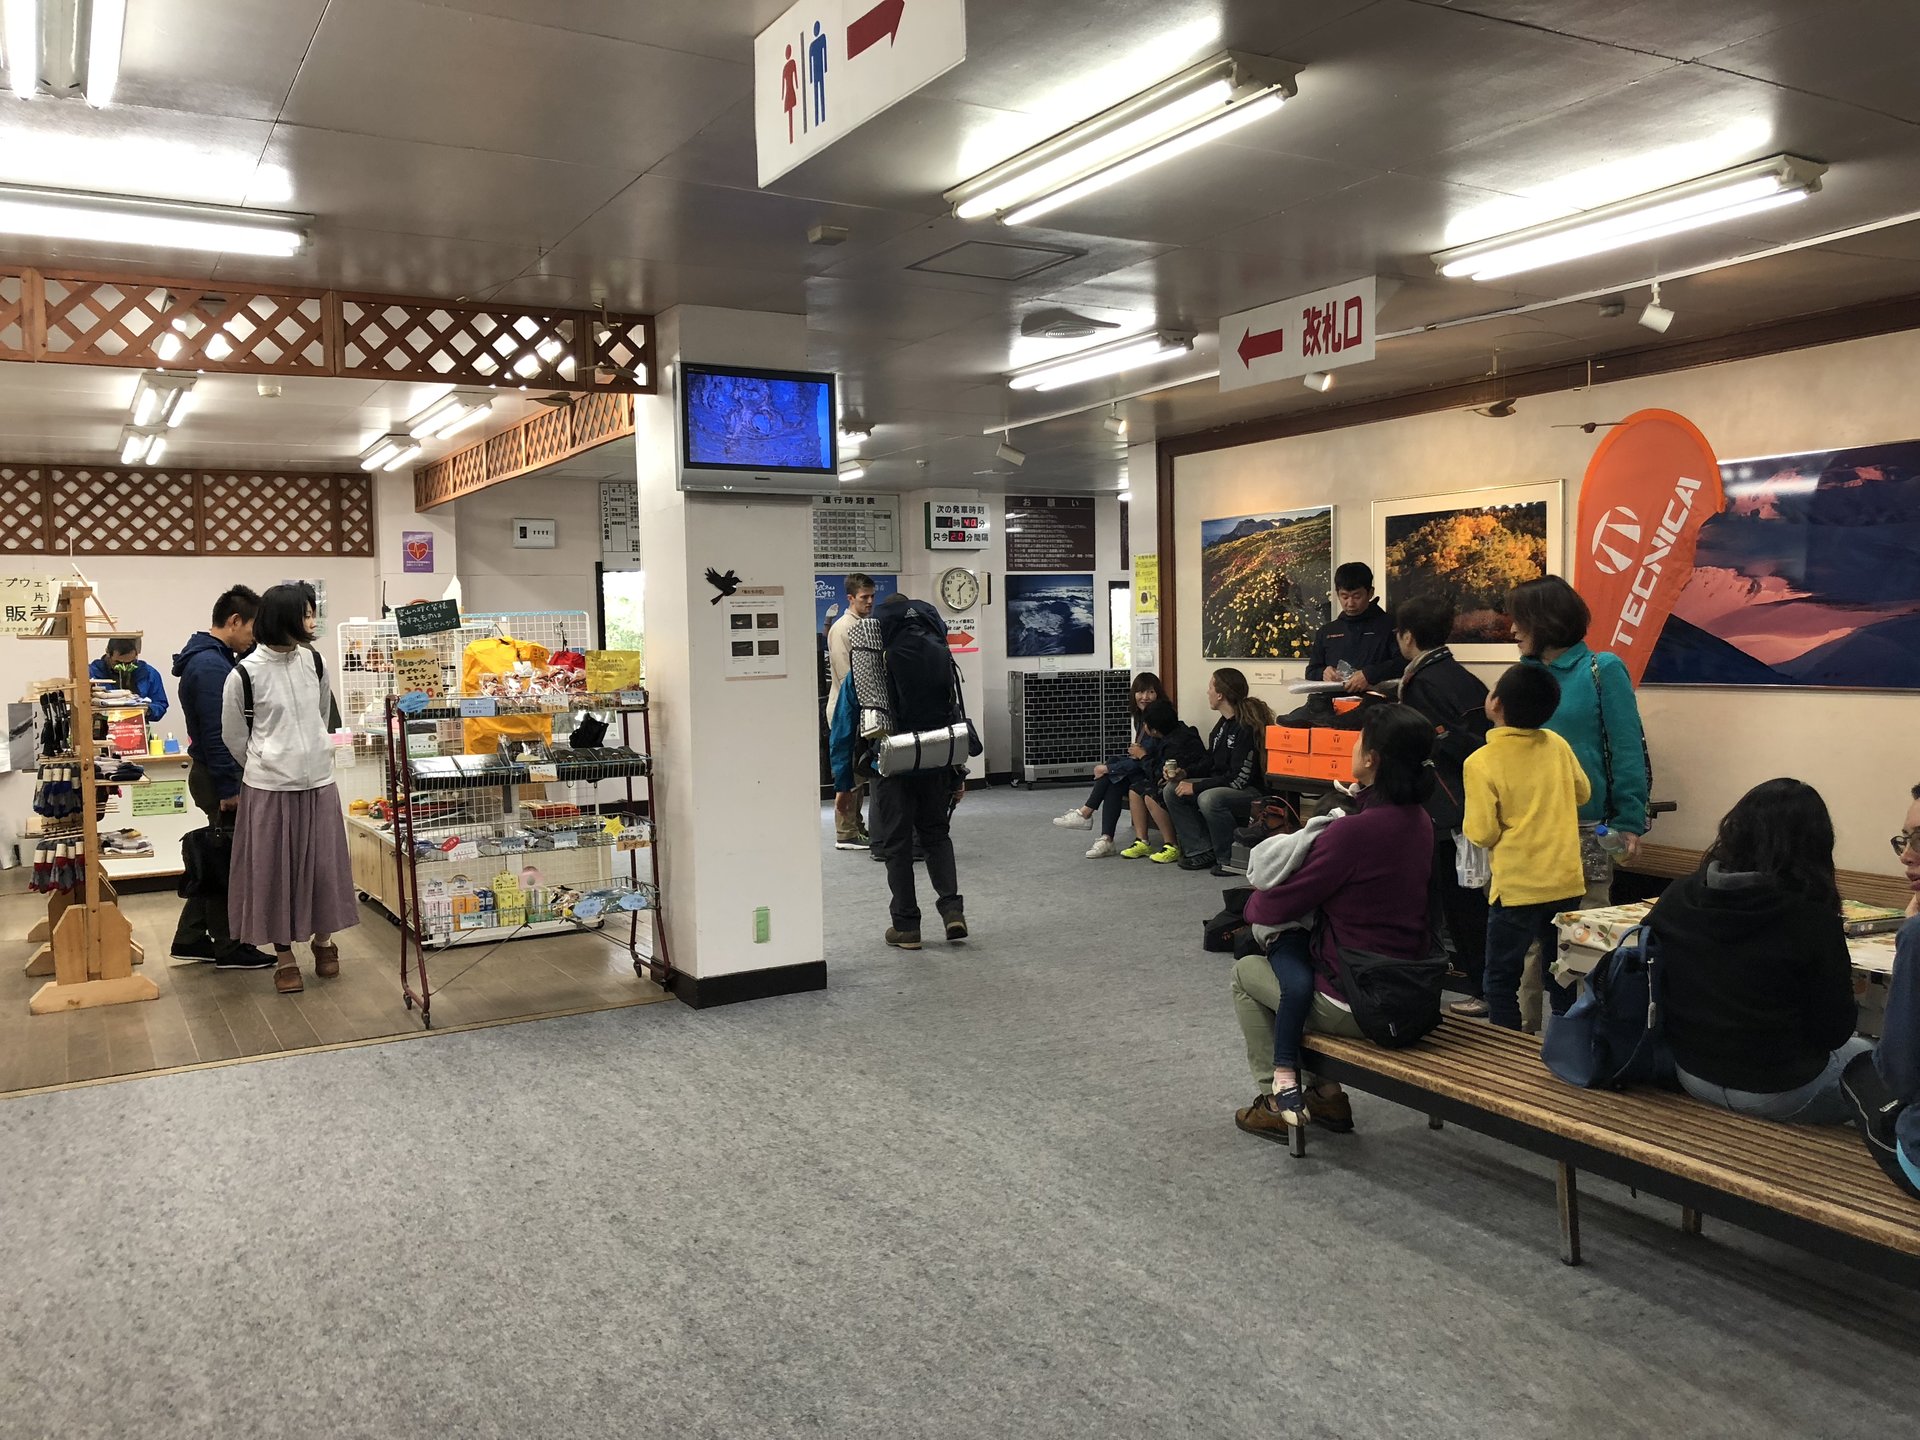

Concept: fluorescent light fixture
[[1007, 329, 1193, 392], [3, 0, 36, 100], [406, 388, 496, 441], [118, 425, 166, 465], [130, 372, 196, 429], [1303, 371, 1334, 393], [995, 438, 1026, 466], [947, 51, 1298, 226], [0, 182, 309, 256], [85, 0, 122, 106], [359, 433, 422, 473], [837, 460, 866, 482], [1432, 154, 1827, 281]]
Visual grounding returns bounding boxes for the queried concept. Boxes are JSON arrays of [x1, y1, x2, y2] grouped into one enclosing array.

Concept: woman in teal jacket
[[1507, 576, 1649, 910]]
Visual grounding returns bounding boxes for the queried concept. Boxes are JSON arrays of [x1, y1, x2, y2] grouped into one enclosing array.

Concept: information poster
[[402, 530, 436, 573], [1005, 496, 1095, 571], [724, 586, 788, 680], [1132, 616, 1160, 673], [600, 481, 643, 571], [585, 649, 642, 693], [133, 778, 187, 817], [0, 575, 55, 635], [811, 493, 900, 572], [396, 598, 461, 638], [1133, 553, 1159, 614], [394, 648, 443, 699]]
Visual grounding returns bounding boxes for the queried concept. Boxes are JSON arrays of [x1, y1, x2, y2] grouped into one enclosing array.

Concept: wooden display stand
[[22, 583, 157, 1014]]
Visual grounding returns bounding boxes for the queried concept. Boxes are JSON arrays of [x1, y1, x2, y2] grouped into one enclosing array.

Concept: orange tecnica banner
[[1573, 408, 1724, 686]]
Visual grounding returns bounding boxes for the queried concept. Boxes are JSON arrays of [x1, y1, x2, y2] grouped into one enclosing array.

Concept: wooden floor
[[0, 884, 670, 1096]]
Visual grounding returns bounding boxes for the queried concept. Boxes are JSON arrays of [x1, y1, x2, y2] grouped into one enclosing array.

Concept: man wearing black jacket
[[1395, 592, 1493, 1013], [169, 586, 272, 969], [1307, 562, 1405, 693]]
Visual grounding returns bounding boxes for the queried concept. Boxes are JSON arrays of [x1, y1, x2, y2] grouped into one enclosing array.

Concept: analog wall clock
[[939, 567, 980, 613]]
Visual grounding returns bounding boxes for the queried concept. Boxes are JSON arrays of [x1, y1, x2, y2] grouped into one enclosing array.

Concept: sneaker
[[1178, 853, 1217, 871], [834, 835, 870, 850], [213, 946, 277, 970], [1086, 836, 1116, 858], [943, 911, 968, 942], [170, 937, 217, 962], [1148, 844, 1182, 864], [1120, 840, 1153, 859], [884, 926, 922, 950], [1842, 1050, 1904, 1156], [1448, 997, 1491, 1018], [1052, 809, 1093, 829], [1235, 1089, 1308, 1140], [1211, 862, 1246, 878]]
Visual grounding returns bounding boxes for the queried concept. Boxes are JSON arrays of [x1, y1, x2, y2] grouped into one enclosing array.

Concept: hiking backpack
[[854, 599, 983, 775]]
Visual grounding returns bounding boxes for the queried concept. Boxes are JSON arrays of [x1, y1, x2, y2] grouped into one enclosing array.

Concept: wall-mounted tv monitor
[[676, 361, 839, 495]]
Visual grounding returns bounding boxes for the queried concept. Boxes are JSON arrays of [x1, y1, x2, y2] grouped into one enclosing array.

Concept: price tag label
[[528, 761, 559, 782], [616, 832, 649, 852], [458, 697, 497, 717], [618, 690, 647, 707], [552, 831, 580, 849], [447, 840, 479, 861]]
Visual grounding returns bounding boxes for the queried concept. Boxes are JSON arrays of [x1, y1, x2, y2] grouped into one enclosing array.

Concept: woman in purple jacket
[[1230, 705, 1437, 1137]]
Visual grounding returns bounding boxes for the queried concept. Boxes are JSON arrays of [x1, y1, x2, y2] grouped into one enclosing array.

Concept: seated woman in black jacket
[[1648, 778, 1867, 1123]]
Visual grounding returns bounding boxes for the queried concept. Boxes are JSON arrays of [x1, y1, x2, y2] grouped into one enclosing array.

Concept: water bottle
[[1594, 824, 1630, 857]]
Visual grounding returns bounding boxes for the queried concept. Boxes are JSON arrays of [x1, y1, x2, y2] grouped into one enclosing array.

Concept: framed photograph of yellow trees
[[1372, 481, 1563, 658]]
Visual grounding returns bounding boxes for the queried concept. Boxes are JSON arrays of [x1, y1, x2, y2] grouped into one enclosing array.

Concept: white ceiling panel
[[417, 0, 789, 62], [116, 0, 328, 122], [1699, 0, 1920, 126], [1431, 0, 1799, 60], [283, 0, 750, 171], [0, 101, 276, 207]]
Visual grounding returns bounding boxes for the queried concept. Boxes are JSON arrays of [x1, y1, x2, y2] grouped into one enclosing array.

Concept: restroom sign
[[754, 0, 967, 185]]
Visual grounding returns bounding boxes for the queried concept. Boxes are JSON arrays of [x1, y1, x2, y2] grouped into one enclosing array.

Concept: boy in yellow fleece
[[1463, 664, 1591, 1030]]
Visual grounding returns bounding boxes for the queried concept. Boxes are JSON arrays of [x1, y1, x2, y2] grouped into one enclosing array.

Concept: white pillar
[[636, 307, 827, 1005], [896, 487, 988, 779]]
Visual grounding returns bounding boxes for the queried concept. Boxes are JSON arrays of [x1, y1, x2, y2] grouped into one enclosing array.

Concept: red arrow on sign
[[847, 0, 906, 58], [1235, 326, 1286, 368]]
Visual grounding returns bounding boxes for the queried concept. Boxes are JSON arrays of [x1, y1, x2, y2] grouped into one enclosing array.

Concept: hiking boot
[[1235, 1089, 1308, 1140], [1086, 836, 1116, 858], [1119, 840, 1152, 859], [885, 927, 922, 950], [1148, 844, 1182, 864], [1842, 1050, 1904, 1155], [1308, 1086, 1355, 1133], [213, 946, 276, 970], [1052, 808, 1093, 829], [170, 937, 217, 963], [943, 910, 968, 942]]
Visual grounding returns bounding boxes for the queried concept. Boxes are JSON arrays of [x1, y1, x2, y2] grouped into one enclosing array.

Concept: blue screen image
[[683, 368, 833, 471]]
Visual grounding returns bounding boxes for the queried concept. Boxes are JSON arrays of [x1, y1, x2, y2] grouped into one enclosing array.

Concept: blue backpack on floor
[[1542, 925, 1676, 1091]]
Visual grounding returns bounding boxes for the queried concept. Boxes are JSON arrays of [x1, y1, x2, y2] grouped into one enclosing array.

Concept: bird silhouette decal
[[705, 567, 741, 604]]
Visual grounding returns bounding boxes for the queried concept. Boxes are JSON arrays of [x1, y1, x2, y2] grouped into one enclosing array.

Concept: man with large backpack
[[828, 592, 972, 950], [1394, 593, 1494, 1015]]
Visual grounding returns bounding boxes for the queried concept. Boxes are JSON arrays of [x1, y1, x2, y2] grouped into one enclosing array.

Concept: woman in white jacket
[[221, 584, 358, 994]]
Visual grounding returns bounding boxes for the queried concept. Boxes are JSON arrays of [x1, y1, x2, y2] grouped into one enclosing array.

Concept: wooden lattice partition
[[0, 267, 653, 395], [0, 466, 375, 556], [416, 391, 636, 509]]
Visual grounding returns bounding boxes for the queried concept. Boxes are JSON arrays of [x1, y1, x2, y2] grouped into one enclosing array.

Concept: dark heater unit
[[1009, 670, 1136, 784]]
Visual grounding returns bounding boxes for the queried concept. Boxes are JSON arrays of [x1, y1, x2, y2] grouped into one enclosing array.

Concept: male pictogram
[[808, 19, 829, 125]]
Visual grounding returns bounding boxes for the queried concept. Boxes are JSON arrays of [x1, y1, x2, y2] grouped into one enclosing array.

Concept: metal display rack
[[380, 690, 669, 1028]]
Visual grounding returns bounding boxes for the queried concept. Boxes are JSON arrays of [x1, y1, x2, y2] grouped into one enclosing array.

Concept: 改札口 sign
[[1220, 276, 1377, 392]]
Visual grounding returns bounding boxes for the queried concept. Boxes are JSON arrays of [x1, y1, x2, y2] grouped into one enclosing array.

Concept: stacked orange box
[[1307, 728, 1356, 783], [1265, 724, 1312, 778]]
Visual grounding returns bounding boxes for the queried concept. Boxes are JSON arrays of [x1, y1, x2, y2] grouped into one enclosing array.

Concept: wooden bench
[[1297, 1017, 1920, 1285]]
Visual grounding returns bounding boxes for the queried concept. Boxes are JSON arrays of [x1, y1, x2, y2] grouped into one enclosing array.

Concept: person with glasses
[[1841, 787, 1920, 1200], [1647, 779, 1867, 1123]]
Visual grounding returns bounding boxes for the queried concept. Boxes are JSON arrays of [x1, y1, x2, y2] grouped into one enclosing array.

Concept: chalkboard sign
[[395, 598, 461, 637]]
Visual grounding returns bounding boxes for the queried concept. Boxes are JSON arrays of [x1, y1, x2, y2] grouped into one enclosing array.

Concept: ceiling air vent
[[908, 240, 1082, 281]]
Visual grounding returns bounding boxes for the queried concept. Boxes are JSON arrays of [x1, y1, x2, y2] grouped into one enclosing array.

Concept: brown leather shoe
[[312, 942, 339, 978], [274, 958, 304, 994], [1235, 1092, 1303, 1141], [1308, 1085, 1355, 1133]]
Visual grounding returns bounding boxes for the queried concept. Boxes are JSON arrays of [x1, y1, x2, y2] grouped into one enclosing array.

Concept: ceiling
[[4, 0, 1920, 493]]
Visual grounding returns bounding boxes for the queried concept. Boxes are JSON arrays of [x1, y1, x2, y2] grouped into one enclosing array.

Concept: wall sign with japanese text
[[811, 492, 901, 572], [925, 501, 990, 550], [0, 575, 54, 635], [1005, 495, 1094, 571], [1220, 276, 1377, 392], [600, 481, 643, 571]]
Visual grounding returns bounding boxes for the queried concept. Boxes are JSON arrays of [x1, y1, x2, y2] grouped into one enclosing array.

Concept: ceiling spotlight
[[1103, 408, 1128, 436], [995, 437, 1026, 466], [406, 388, 496, 441], [359, 433, 423, 473], [1007, 328, 1193, 392], [117, 424, 167, 466], [3, 0, 127, 105], [1116, 489, 1132, 502], [1638, 281, 1675, 334], [1433, 154, 1826, 281], [1303, 371, 1334, 393], [1475, 398, 1518, 419], [0, 182, 309, 255], [947, 51, 1299, 225], [129, 372, 196, 428], [837, 460, 866, 482]]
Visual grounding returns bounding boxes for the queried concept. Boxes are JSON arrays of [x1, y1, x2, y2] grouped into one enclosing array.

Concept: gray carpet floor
[[2, 784, 1915, 1439]]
